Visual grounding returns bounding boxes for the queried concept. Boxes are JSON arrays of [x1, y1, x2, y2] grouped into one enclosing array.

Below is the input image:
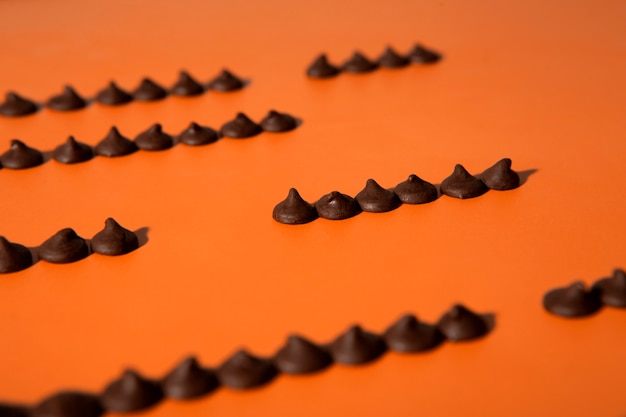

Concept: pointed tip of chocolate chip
[[343, 51, 379, 73], [315, 191, 361, 220], [480, 158, 520, 190], [38, 228, 90, 264], [47, 85, 87, 111], [95, 126, 138, 157], [209, 69, 245, 92], [377, 46, 410, 68], [440, 164, 488, 199], [221, 113, 263, 138], [408, 44, 442, 64], [96, 82, 133, 106], [91, 218, 139, 256], [0, 91, 39, 117], [171, 71, 204, 96], [306, 54, 341, 78], [100, 369, 163, 413], [273, 188, 318, 225], [274, 334, 333, 374], [162, 356, 219, 399], [1, 139, 44, 169], [133, 78, 168, 101], [0, 236, 33, 274], [355, 179, 402, 213], [260, 110, 298, 133], [53, 136, 94, 164], [543, 281, 602, 317]]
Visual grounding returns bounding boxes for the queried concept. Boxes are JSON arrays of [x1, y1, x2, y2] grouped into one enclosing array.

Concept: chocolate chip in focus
[[315, 191, 361, 220], [437, 304, 490, 341], [480, 158, 520, 190], [95, 126, 138, 157], [38, 228, 90, 264], [133, 78, 168, 101], [0, 92, 39, 117], [260, 110, 298, 133], [408, 44, 442, 64], [32, 391, 104, 417], [0, 236, 33, 274], [330, 325, 386, 365], [100, 369, 163, 413], [91, 218, 139, 256], [134, 124, 174, 151], [162, 356, 219, 400], [177, 122, 220, 146], [384, 314, 444, 353], [220, 113, 263, 139], [96, 82, 133, 106], [440, 164, 488, 199], [208, 69, 245, 92], [53, 136, 94, 164], [306, 54, 341, 78], [274, 335, 333, 374], [393, 174, 438, 204], [0, 139, 45, 169], [47, 86, 87, 111], [217, 350, 278, 389], [543, 281, 603, 318], [170, 71, 204, 97], [355, 179, 402, 213], [273, 188, 318, 225], [343, 52, 379, 73], [592, 269, 626, 308], [377, 47, 410, 68]]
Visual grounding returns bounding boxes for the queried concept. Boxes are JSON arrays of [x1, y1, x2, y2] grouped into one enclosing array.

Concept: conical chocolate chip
[[408, 44, 442, 64], [480, 158, 520, 190], [592, 269, 626, 308], [96, 82, 133, 106], [273, 188, 318, 225], [260, 110, 298, 133], [220, 113, 263, 139], [330, 325, 386, 365], [306, 54, 341, 78], [0, 404, 30, 417], [38, 228, 90, 264], [440, 164, 488, 199], [437, 305, 490, 341], [355, 179, 402, 213], [177, 122, 219, 146], [377, 47, 410, 68], [162, 356, 219, 399], [543, 282, 603, 317], [134, 124, 174, 151], [47, 86, 87, 111], [343, 52, 378, 73], [52, 136, 94, 164], [0, 92, 39, 117], [100, 369, 163, 412], [393, 174, 438, 204], [1, 139, 44, 169], [0, 236, 33, 273], [383, 314, 444, 353], [170, 71, 204, 96], [315, 191, 361, 220], [133, 78, 168, 101], [95, 127, 138, 157], [32, 391, 103, 417], [208, 69, 245, 92], [91, 218, 139, 256], [217, 349, 278, 389], [274, 335, 333, 374]]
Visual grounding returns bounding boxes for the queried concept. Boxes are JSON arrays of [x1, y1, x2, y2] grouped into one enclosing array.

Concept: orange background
[[1, 0, 626, 416]]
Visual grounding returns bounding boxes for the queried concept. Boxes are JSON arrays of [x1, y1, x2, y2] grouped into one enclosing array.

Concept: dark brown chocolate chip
[[170, 71, 204, 97], [393, 174, 438, 204], [274, 335, 333, 374], [355, 179, 402, 213], [592, 269, 626, 308], [132, 78, 168, 101], [162, 356, 219, 399], [91, 218, 139, 256], [217, 349, 278, 389], [343, 52, 378, 73], [273, 188, 318, 225], [47, 86, 87, 111], [32, 391, 103, 417], [437, 305, 490, 341], [480, 158, 520, 190], [383, 314, 444, 353], [260, 110, 298, 133], [330, 325, 386, 365], [95, 126, 138, 157], [0, 236, 33, 274], [100, 369, 163, 412], [543, 282, 603, 317], [315, 191, 361, 220], [377, 47, 410, 68], [134, 124, 174, 151], [440, 164, 488, 199], [0, 92, 39, 117], [52, 136, 94, 164], [96, 82, 133, 106], [306, 54, 341, 78], [1, 139, 44, 169], [208, 69, 245, 92], [177, 122, 219, 146], [0, 404, 30, 417], [408, 44, 442, 64], [38, 228, 90, 264], [221, 113, 263, 139]]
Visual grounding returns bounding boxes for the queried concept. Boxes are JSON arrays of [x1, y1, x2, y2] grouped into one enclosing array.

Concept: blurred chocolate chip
[[38, 228, 90, 264], [437, 305, 490, 341], [355, 179, 402, 213], [384, 314, 444, 353], [0, 236, 33, 274], [162, 356, 219, 399], [47, 86, 87, 111], [96, 82, 133, 106], [543, 282, 603, 317], [217, 350, 278, 389], [592, 269, 626, 308], [274, 335, 333, 374], [0, 404, 30, 417], [330, 325, 386, 365], [53, 136, 94, 164], [480, 158, 520, 190], [208, 69, 245, 92], [221, 113, 263, 139], [315, 191, 361, 220], [343, 52, 378, 73], [260, 110, 298, 133], [171, 71, 204, 96], [0, 92, 39, 117], [408, 44, 442, 64], [133, 78, 168, 101], [91, 218, 139, 256], [273, 188, 318, 225], [134, 124, 174, 151], [177, 122, 219, 146], [95, 126, 138, 157], [32, 391, 103, 417], [100, 369, 163, 412], [1, 139, 44, 169], [306, 54, 341, 78], [377, 47, 410, 68], [440, 164, 488, 199], [393, 174, 438, 204]]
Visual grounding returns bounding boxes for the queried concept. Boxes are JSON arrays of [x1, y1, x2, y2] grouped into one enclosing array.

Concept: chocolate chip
[[377, 47, 410, 68], [592, 269, 626, 308], [100, 369, 163, 412], [273, 188, 318, 225], [96, 82, 133, 106], [47, 86, 87, 111], [162, 356, 219, 399], [408, 44, 442, 64], [543, 282, 603, 318], [134, 124, 174, 151], [95, 127, 138, 157], [330, 325, 386, 365], [440, 164, 488, 199], [480, 158, 520, 191], [0, 92, 39, 117], [132, 78, 168, 101], [208, 69, 245, 92], [0, 236, 33, 274], [393, 174, 438, 204], [170, 71, 204, 96], [260, 110, 298, 133], [0, 404, 30, 417], [274, 335, 333, 374], [177, 122, 219, 146], [32, 392, 103, 417], [217, 350, 278, 389], [383, 314, 444, 353], [315, 191, 361, 220], [52, 136, 94, 164], [437, 305, 490, 341], [355, 179, 402, 213], [343, 52, 378, 73], [306, 54, 341, 78], [0, 139, 44, 169], [91, 218, 139, 256], [38, 228, 90, 264], [220, 113, 263, 139]]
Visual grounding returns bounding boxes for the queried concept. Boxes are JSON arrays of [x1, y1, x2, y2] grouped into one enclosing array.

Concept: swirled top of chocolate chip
[[393, 174, 438, 204], [208, 69, 245, 92], [95, 127, 138, 157], [383, 314, 444, 353], [1, 139, 45, 169], [408, 44, 442, 64], [0, 236, 32, 274], [162, 356, 219, 399], [220, 113, 263, 139], [330, 325, 386, 365], [592, 269, 626, 308], [171, 71, 204, 96], [217, 349, 278, 389], [32, 391, 103, 417], [134, 124, 174, 151], [178, 122, 219, 146], [273, 188, 318, 225], [260, 110, 298, 133], [274, 335, 333, 374], [0, 404, 30, 417], [437, 305, 490, 341], [132, 78, 168, 101], [315, 191, 361, 220], [96, 82, 133, 106], [47, 86, 87, 111], [38, 228, 90, 264], [543, 282, 603, 317], [440, 164, 488, 199], [306, 54, 341, 78], [343, 52, 378, 73], [377, 47, 410, 68], [100, 370, 163, 413], [355, 179, 402, 213], [52, 136, 94, 164], [91, 218, 139, 256], [480, 158, 520, 190], [0, 92, 39, 117]]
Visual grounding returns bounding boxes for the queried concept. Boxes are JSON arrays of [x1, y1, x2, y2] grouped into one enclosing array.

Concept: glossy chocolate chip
[[171, 71, 204, 96], [480, 158, 520, 190], [96, 82, 133, 106], [315, 191, 361, 220], [440, 164, 488, 199], [0, 139, 44, 169], [32, 391, 103, 417], [543, 282, 603, 317], [221, 113, 263, 139], [273, 188, 318, 225], [162, 356, 219, 399], [384, 314, 444, 353], [95, 127, 138, 157], [355, 179, 402, 213], [437, 305, 490, 341], [38, 228, 90, 264], [306, 54, 341, 78], [393, 174, 438, 204], [47, 86, 87, 111], [343, 52, 378, 73], [100, 370, 163, 412], [91, 218, 139, 256], [0, 236, 33, 273], [133, 78, 168, 101], [177, 122, 219, 146], [217, 350, 278, 389], [260, 110, 298, 133], [134, 124, 174, 151], [377, 47, 410, 68], [0, 92, 39, 117], [592, 269, 626, 308], [408, 44, 442, 64], [330, 325, 386, 365], [274, 335, 333, 374], [208, 69, 245, 92], [52, 136, 94, 164]]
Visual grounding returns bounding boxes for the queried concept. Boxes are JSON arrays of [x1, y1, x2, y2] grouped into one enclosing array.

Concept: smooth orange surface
[[1, 0, 625, 416]]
